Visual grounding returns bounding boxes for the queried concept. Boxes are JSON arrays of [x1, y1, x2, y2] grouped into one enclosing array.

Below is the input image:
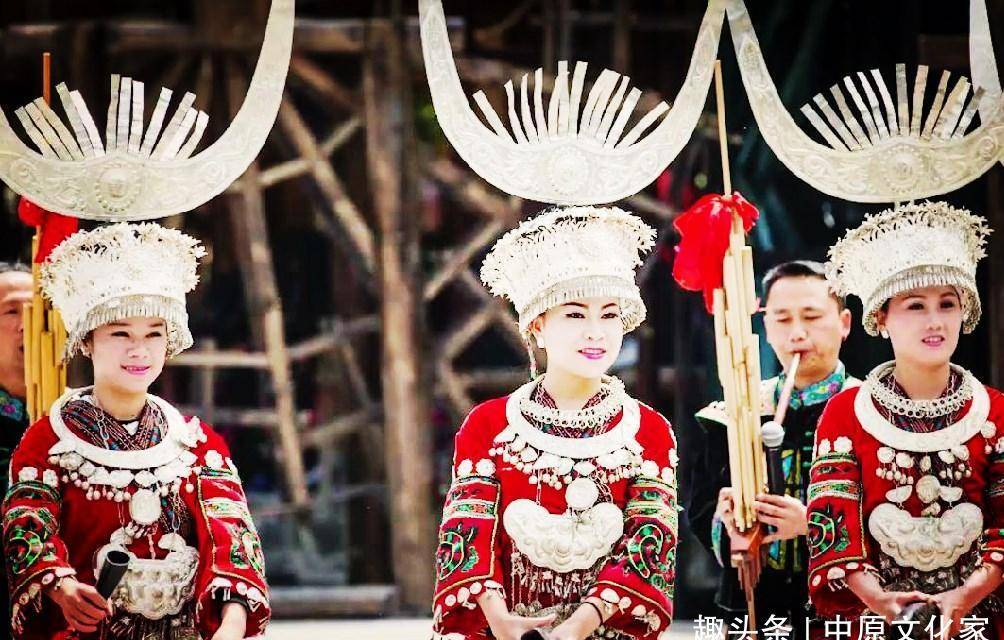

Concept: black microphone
[[761, 420, 786, 496], [95, 550, 131, 599]]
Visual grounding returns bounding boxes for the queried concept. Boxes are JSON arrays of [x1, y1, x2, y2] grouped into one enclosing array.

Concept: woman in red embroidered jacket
[[807, 202, 1004, 637], [3, 224, 269, 640], [432, 207, 679, 640]]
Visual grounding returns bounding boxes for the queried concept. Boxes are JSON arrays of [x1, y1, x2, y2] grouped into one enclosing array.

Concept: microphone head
[[761, 420, 785, 448]]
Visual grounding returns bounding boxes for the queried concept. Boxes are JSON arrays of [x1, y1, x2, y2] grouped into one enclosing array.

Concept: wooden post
[[364, 13, 435, 609], [225, 62, 309, 512]]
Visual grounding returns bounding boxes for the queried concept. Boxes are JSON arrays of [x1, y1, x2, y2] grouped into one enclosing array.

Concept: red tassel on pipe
[[18, 199, 79, 263], [671, 192, 759, 313]]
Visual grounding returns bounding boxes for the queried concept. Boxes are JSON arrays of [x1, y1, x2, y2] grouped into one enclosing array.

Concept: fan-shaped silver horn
[[0, 0, 295, 221], [419, 0, 726, 206], [725, 0, 1004, 203]]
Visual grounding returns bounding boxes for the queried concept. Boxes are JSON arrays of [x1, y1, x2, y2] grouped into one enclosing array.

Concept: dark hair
[[0, 262, 30, 275], [762, 260, 845, 310]]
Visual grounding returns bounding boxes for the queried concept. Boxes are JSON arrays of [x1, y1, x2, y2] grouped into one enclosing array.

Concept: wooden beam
[[96, 17, 467, 56], [424, 220, 505, 301], [289, 55, 359, 113], [472, 0, 539, 50], [276, 96, 377, 274], [170, 317, 379, 369], [226, 60, 309, 512], [442, 304, 496, 361], [425, 158, 522, 223], [287, 316, 380, 360], [455, 270, 525, 355], [304, 406, 381, 447], [436, 360, 475, 420], [339, 342, 373, 405], [364, 19, 435, 610]]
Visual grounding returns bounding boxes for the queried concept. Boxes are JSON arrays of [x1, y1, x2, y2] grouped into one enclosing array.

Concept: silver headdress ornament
[[419, 0, 725, 205], [970, 0, 1002, 155], [724, 0, 1004, 203], [0, 0, 294, 221], [40, 223, 207, 359], [826, 201, 990, 336], [481, 207, 656, 335], [420, 0, 723, 335]]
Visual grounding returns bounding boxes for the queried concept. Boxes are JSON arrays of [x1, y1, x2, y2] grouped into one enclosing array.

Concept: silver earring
[[880, 329, 889, 339], [524, 337, 539, 380]]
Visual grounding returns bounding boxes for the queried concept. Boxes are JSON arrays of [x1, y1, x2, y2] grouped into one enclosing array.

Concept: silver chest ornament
[[129, 488, 163, 526], [504, 476, 623, 573]]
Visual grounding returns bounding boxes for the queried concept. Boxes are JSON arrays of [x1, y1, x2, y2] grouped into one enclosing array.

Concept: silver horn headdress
[[0, 0, 295, 221], [724, 0, 1004, 203], [419, 0, 726, 206], [420, 0, 727, 336]]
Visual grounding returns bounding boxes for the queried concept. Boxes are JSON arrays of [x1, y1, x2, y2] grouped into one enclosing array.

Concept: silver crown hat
[[481, 206, 656, 335], [826, 201, 991, 336], [40, 223, 207, 360]]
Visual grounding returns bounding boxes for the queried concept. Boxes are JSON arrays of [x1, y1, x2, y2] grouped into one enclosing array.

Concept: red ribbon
[[671, 192, 759, 313], [18, 199, 79, 263]]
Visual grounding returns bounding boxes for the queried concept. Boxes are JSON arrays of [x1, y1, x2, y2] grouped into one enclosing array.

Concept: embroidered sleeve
[[980, 413, 1004, 568], [2, 421, 75, 637], [806, 399, 872, 618], [192, 426, 270, 639], [587, 415, 678, 640], [432, 405, 505, 637]]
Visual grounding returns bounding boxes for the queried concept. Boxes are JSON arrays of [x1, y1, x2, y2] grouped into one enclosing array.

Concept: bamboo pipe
[[713, 59, 769, 531], [773, 353, 802, 426]]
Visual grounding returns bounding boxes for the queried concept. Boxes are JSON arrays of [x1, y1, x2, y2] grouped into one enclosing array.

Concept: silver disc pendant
[[565, 477, 600, 511], [129, 488, 162, 525]]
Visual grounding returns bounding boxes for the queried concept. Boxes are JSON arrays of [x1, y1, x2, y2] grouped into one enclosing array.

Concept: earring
[[879, 329, 889, 339], [524, 337, 539, 380]]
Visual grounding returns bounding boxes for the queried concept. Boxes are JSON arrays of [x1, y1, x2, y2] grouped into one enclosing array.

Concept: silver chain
[[866, 362, 974, 419]]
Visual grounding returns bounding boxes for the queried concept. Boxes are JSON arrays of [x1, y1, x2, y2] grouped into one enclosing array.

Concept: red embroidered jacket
[[432, 395, 678, 640], [2, 415, 270, 639], [807, 384, 1004, 625]]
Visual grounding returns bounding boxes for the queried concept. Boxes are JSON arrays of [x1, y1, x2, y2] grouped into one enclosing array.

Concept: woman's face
[[88, 316, 168, 396], [877, 286, 963, 370], [531, 297, 624, 381]]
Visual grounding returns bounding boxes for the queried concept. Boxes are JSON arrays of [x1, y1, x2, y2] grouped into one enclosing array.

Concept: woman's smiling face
[[88, 316, 168, 396], [877, 285, 963, 369], [531, 297, 624, 380]]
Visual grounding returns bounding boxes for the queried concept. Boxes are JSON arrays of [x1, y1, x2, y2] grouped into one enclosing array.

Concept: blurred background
[[0, 0, 1002, 634]]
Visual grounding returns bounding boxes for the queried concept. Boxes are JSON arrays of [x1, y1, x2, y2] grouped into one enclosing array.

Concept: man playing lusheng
[[686, 260, 858, 637]]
